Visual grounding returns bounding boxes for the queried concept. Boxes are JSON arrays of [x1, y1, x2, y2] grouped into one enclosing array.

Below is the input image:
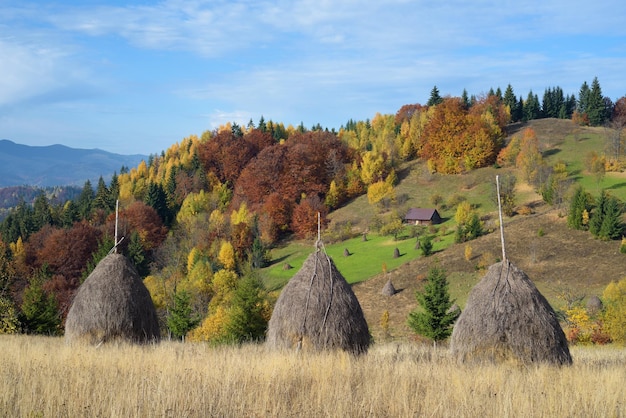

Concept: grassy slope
[[262, 118, 626, 341]]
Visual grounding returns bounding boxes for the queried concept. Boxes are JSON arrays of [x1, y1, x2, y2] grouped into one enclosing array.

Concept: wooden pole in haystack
[[496, 175, 507, 262], [114, 199, 119, 254]]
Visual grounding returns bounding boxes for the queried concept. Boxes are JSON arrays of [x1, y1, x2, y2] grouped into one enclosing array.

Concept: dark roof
[[405, 208, 439, 221]]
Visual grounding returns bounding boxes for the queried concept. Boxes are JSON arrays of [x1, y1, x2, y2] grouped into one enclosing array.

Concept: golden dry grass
[[2, 335, 625, 417]]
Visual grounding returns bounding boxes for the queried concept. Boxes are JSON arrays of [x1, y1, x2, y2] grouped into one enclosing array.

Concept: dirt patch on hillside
[[353, 204, 626, 342]]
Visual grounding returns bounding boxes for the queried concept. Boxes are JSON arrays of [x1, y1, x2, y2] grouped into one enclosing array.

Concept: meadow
[[2, 335, 625, 417]]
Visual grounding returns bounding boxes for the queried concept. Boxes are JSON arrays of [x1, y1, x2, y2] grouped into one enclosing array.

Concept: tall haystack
[[65, 253, 160, 345], [450, 261, 572, 365], [266, 248, 370, 355]]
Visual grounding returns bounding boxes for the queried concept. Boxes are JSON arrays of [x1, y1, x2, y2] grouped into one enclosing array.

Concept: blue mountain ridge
[[0, 139, 147, 187]]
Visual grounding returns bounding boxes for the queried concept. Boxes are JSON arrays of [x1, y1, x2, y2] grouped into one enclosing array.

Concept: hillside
[[0, 139, 147, 187], [271, 118, 626, 342]]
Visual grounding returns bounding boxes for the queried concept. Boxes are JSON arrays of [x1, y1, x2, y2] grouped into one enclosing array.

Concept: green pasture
[[262, 227, 456, 290]]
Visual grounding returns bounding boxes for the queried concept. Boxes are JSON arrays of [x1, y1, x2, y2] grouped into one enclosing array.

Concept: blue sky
[[1, 1, 625, 155]]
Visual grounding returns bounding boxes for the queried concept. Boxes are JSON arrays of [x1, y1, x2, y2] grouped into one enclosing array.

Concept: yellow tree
[[218, 241, 236, 270], [367, 180, 395, 206], [515, 128, 544, 184], [230, 202, 251, 226], [360, 151, 387, 185], [602, 278, 626, 344]]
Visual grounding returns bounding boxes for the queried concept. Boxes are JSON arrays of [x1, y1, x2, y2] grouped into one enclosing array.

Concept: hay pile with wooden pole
[[65, 253, 160, 345], [450, 175, 571, 365], [449, 260, 572, 365], [266, 243, 371, 355]]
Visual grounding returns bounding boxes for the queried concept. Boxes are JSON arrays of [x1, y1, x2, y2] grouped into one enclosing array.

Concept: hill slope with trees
[[1, 78, 626, 346]]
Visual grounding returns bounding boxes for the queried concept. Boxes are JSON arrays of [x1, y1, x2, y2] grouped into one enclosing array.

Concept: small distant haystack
[[450, 261, 572, 365], [586, 295, 603, 315], [65, 253, 160, 345], [266, 248, 370, 355], [382, 278, 396, 296]]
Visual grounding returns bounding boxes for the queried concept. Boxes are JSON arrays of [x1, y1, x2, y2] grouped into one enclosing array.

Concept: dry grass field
[[2, 335, 625, 417]]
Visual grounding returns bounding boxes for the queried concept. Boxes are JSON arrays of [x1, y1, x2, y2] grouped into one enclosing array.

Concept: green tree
[[523, 90, 540, 121], [145, 182, 172, 226], [32, 193, 53, 230], [407, 266, 459, 345], [93, 176, 112, 212], [578, 81, 590, 114], [127, 231, 149, 277], [21, 269, 60, 335], [590, 191, 623, 240], [61, 200, 79, 228], [248, 237, 269, 269], [224, 271, 269, 343], [568, 186, 591, 230], [167, 289, 200, 340], [503, 84, 519, 121], [427, 85, 443, 106], [419, 235, 433, 256], [587, 77, 607, 126], [77, 180, 95, 220]]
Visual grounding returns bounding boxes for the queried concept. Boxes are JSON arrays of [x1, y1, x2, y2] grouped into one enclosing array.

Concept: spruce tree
[[567, 186, 590, 230], [503, 84, 517, 119], [93, 176, 111, 212], [21, 269, 60, 335], [407, 266, 459, 345], [578, 81, 590, 114], [587, 77, 607, 126], [427, 86, 443, 106], [77, 180, 94, 220], [589, 190, 606, 237], [225, 271, 268, 343], [599, 195, 623, 240], [167, 290, 200, 340]]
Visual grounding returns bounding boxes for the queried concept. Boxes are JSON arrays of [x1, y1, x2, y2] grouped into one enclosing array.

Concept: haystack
[[586, 295, 603, 315], [450, 260, 571, 365], [65, 253, 160, 345], [266, 248, 370, 355], [381, 278, 396, 296]]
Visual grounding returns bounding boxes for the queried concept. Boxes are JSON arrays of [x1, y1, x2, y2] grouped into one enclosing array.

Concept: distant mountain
[[0, 139, 147, 187]]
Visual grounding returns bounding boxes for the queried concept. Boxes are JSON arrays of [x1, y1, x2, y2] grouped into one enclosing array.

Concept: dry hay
[[586, 295, 603, 315], [450, 260, 572, 366], [266, 248, 371, 355], [381, 278, 397, 296], [65, 253, 160, 345]]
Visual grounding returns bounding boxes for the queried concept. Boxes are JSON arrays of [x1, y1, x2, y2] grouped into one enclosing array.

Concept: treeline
[[1, 77, 625, 342]]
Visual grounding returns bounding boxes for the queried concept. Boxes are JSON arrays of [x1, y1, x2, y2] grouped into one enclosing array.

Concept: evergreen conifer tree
[[77, 180, 94, 220], [225, 271, 268, 343], [407, 266, 459, 346], [427, 86, 443, 106], [21, 269, 60, 335], [589, 190, 607, 237], [567, 186, 590, 230], [587, 77, 607, 126], [167, 289, 200, 340], [599, 195, 623, 240]]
